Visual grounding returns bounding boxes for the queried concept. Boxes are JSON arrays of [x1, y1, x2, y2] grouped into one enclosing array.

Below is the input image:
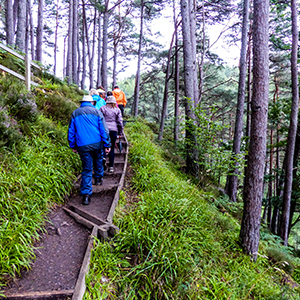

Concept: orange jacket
[[113, 88, 127, 107]]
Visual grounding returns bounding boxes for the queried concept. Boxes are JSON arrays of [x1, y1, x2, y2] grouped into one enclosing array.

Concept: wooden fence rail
[[0, 43, 41, 90]]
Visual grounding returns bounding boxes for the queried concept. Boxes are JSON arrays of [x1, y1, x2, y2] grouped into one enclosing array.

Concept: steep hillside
[[0, 72, 83, 292], [85, 121, 300, 300]]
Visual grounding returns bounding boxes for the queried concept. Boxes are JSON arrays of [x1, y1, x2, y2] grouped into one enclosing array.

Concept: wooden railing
[[0, 43, 41, 90]]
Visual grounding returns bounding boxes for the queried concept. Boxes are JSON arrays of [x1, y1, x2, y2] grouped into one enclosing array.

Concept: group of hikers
[[68, 85, 127, 205]]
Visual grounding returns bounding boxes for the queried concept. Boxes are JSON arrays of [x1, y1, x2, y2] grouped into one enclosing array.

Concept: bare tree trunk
[[243, 23, 252, 197], [225, 0, 250, 202], [267, 129, 273, 227], [279, 0, 299, 245], [173, 0, 179, 142], [239, 0, 269, 261], [133, 0, 144, 117], [25, 0, 29, 54], [13, 0, 18, 36], [190, 0, 198, 107], [88, 8, 97, 89], [36, 0, 43, 62], [112, 40, 117, 89], [15, 0, 26, 52], [5, 0, 14, 46], [97, 15, 102, 87], [180, 0, 199, 177], [72, 0, 78, 85], [101, 0, 109, 91], [81, 17, 86, 90], [29, 0, 34, 60], [54, 0, 59, 75]]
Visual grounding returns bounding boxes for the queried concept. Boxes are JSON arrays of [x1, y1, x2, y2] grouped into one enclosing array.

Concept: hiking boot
[[95, 177, 103, 186], [108, 167, 114, 173], [82, 195, 91, 205]]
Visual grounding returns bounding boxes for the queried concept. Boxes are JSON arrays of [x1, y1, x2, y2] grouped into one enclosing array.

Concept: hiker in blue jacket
[[68, 95, 111, 205]]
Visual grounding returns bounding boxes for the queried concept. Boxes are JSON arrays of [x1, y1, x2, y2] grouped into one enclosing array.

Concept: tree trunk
[[25, 0, 29, 54], [36, 0, 43, 62], [190, 0, 198, 107], [88, 8, 97, 89], [5, 0, 14, 46], [29, 0, 34, 60], [101, 0, 109, 91], [13, 0, 18, 36], [97, 15, 102, 88], [180, 0, 199, 177], [173, 0, 179, 142], [66, 0, 73, 83], [239, 0, 269, 261], [267, 129, 273, 228], [81, 17, 86, 90], [72, 0, 78, 85], [54, 0, 59, 75], [15, 0, 26, 52], [133, 0, 144, 118], [112, 39, 117, 89], [225, 0, 250, 202], [279, 0, 299, 246]]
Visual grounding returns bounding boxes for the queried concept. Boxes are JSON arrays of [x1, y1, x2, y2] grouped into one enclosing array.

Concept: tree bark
[[173, 0, 179, 142], [97, 15, 102, 88], [29, 0, 34, 60], [72, 0, 78, 85], [81, 14, 86, 90], [66, 0, 73, 83], [36, 0, 43, 62], [225, 0, 250, 202], [89, 8, 97, 89], [279, 0, 299, 245], [101, 0, 109, 91], [15, 0, 26, 52], [239, 0, 269, 261], [5, 0, 14, 46], [180, 0, 199, 177], [54, 0, 59, 75]]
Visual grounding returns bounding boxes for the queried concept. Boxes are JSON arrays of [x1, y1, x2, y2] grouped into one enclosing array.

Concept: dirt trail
[[2, 137, 128, 300]]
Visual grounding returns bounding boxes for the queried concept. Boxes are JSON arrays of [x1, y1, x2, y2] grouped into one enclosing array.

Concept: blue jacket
[[92, 94, 106, 110], [68, 102, 111, 152]]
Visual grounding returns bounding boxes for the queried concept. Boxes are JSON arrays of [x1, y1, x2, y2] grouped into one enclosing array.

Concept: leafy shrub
[[0, 107, 23, 148], [35, 90, 78, 126]]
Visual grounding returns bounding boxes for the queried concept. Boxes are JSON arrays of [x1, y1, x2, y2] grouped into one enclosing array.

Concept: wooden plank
[[69, 205, 110, 226], [72, 226, 97, 300], [4, 289, 73, 299], [63, 207, 95, 229], [0, 64, 39, 87]]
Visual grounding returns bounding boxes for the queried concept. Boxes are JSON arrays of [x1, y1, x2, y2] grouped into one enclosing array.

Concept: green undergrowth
[[85, 121, 300, 300], [0, 120, 81, 286], [0, 73, 82, 291]]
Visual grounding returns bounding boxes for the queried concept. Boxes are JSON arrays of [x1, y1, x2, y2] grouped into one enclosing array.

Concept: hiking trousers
[[79, 148, 103, 195]]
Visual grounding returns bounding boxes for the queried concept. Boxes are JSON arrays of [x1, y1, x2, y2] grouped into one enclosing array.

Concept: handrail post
[[25, 54, 31, 91]]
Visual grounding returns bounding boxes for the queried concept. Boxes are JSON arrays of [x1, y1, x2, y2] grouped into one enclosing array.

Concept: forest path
[[1, 135, 128, 300]]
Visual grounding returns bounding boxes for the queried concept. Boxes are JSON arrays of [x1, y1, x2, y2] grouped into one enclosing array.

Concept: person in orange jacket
[[112, 85, 127, 116]]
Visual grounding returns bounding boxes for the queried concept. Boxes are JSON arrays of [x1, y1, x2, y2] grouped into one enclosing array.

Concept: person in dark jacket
[[68, 95, 111, 205], [100, 95, 124, 173]]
